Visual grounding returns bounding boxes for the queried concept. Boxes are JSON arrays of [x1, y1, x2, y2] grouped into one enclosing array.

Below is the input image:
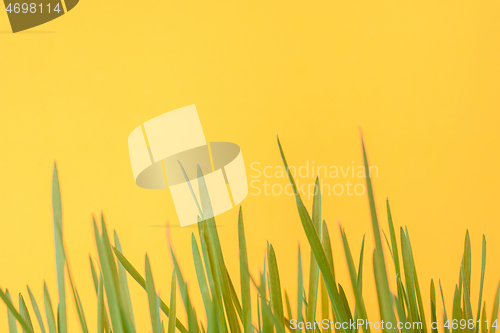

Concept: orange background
[[0, 1, 499, 331]]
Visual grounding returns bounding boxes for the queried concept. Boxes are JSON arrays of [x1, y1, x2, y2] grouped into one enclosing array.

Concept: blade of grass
[[18, 294, 34, 333], [74, 288, 89, 333], [97, 273, 106, 333], [192, 233, 215, 332], [198, 228, 228, 333], [285, 291, 293, 330], [322, 222, 336, 287], [114, 232, 136, 331], [464, 232, 472, 294], [6, 290, 18, 333], [461, 266, 474, 324], [339, 227, 369, 333], [43, 283, 56, 333], [298, 246, 304, 333], [168, 271, 177, 333], [0, 289, 33, 333], [490, 282, 500, 333], [393, 293, 410, 333], [386, 199, 401, 279], [196, 165, 241, 333], [94, 219, 125, 333], [51, 164, 67, 333], [145, 255, 162, 333], [401, 228, 420, 329], [268, 243, 285, 332], [112, 246, 188, 333], [481, 303, 487, 333], [475, 236, 487, 333], [360, 137, 397, 332], [321, 277, 330, 333], [439, 280, 451, 333], [430, 280, 437, 333], [405, 228, 427, 333], [238, 208, 253, 333], [452, 286, 461, 333], [337, 284, 353, 324], [306, 178, 322, 333], [277, 137, 348, 331], [27, 286, 46, 333], [90, 256, 99, 293], [352, 235, 366, 333]]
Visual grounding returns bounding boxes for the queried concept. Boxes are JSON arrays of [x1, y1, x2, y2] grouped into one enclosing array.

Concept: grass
[[1, 137, 499, 333]]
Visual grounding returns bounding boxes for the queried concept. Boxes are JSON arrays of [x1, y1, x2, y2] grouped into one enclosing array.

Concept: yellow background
[[1, 0, 499, 331]]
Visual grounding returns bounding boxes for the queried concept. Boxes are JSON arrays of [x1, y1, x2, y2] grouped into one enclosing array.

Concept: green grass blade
[[382, 230, 393, 258], [27, 286, 46, 333], [167, 270, 177, 333], [360, 137, 396, 332], [114, 232, 136, 330], [0, 289, 33, 333], [145, 255, 162, 333], [112, 247, 146, 288], [74, 288, 90, 333], [238, 208, 253, 333], [337, 284, 353, 323], [386, 199, 401, 279], [321, 221, 337, 292], [430, 280, 437, 333], [196, 166, 241, 333], [439, 280, 451, 333], [490, 282, 500, 333], [51, 164, 67, 333], [352, 235, 366, 333], [170, 245, 200, 333], [97, 273, 106, 333], [396, 279, 408, 322], [452, 286, 462, 333], [111, 246, 188, 333], [393, 293, 410, 333], [258, 259, 272, 333], [464, 231, 472, 294], [475, 236, 487, 333], [321, 277, 330, 333], [285, 291, 293, 329], [198, 229, 228, 333], [94, 219, 125, 333], [277, 137, 348, 330], [227, 270, 243, 322], [405, 228, 427, 333], [268, 243, 285, 331], [191, 234, 213, 317], [18, 294, 34, 333], [401, 228, 420, 328], [306, 178, 322, 333], [90, 256, 99, 293], [339, 227, 370, 333], [43, 283, 56, 333], [481, 303, 487, 333], [6, 290, 18, 333], [297, 246, 304, 333], [461, 266, 474, 323], [452, 286, 461, 333]]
